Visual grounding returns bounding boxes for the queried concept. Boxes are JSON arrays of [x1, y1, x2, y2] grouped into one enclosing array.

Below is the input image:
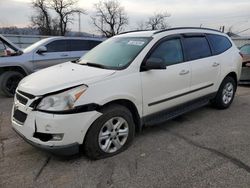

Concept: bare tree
[[92, 0, 128, 37], [50, 0, 85, 36], [31, 0, 53, 35], [136, 11, 171, 30]]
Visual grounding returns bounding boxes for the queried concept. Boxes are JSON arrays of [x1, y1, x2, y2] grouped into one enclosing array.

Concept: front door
[[141, 37, 191, 116], [32, 39, 72, 71]]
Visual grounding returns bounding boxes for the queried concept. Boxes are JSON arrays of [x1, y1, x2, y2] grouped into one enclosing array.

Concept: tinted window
[[69, 40, 89, 51], [184, 37, 211, 61], [149, 39, 183, 66], [89, 40, 102, 48], [207, 34, 232, 55], [46, 40, 68, 52], [240, 45, 250, 55]]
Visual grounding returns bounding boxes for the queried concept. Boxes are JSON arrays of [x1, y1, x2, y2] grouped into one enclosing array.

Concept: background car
[[239, 44, 250, 82], [0, 35, 104, 97]]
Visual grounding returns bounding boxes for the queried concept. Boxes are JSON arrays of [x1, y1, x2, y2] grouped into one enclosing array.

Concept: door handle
[[212, 62, 220, 67], [179, 70, 190, 75]]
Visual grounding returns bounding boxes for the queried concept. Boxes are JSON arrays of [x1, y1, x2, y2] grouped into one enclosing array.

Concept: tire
[[0, 71, 24, 97], [211, 76, 236, 109], [84, 104, 135, 160]]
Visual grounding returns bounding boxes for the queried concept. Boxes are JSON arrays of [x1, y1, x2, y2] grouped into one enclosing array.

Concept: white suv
[[11, 28, 242, 159]]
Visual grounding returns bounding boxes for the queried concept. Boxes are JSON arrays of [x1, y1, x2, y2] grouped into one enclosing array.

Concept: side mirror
[[36, 46, 47, 54], [141, 57, 166, 71]]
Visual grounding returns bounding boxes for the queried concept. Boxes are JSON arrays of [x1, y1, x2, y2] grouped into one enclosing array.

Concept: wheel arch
[[225, 71, 237, 84], [0, 66, 28, 76], [100, 99, 142, 132]]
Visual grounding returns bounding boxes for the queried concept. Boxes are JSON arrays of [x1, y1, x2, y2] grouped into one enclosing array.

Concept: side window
[[149, 38, 184, 66], [183, 37, 211, 61], [69, 40, 89, 51], [45, 40, 68, 52], [207, 34, 232, 55], [89, 40, 102, 49], [240, 45, 250, 55]]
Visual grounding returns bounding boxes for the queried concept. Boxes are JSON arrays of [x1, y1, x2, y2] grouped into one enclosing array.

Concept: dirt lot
[[1, 86, 250, 188]]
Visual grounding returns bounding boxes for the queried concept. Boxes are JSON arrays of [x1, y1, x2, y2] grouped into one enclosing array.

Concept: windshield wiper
[[83, 62, 107, 69]]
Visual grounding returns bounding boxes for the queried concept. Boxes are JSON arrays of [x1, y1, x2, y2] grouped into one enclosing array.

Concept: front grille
[[17, 90, 35, 99], [13, 109, 27, 124], [16, 93, 28, 105]]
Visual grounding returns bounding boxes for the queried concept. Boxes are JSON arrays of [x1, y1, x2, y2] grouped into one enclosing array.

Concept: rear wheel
[[0, 71, 24, 97], [84, 104, 135, 160], [211, 76, 236, 109]]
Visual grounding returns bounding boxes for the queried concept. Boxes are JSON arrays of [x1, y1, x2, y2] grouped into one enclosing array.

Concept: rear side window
[[183, 37, 211, 61], [69, 40, 89, 51], [149, 38, 184, 66], [89, 40, 102, 48], [69, 40, 102, 51], [207, 34, 232, 55], [46, 40, 68, 52]]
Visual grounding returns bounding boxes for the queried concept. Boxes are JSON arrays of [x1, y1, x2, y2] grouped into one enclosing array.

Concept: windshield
[[79, 37, 151, 69], [23, 38, 48, 53]]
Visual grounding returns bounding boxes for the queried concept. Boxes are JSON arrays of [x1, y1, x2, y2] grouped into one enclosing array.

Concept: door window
[[69, 40, 102, 51], [149, 38, 184, 66], [69, 40, 89, 51], [183, 37, 211, 61], [207, 34, 232, 55], [45, 40, 68, 52]]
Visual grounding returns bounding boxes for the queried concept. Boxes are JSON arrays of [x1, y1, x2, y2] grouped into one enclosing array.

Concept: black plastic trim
[[13, 128, 79, 156], [143, 93, 216, 126], [17, 90, 35, 99], [148, 83, 214, 106]]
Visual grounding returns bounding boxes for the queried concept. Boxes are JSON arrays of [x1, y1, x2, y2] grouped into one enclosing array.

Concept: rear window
[[207, 34, 232, 55], [183, 37, 211, 61]]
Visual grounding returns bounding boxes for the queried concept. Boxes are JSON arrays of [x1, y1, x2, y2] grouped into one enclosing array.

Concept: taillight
[[239, 52, 243, 58]]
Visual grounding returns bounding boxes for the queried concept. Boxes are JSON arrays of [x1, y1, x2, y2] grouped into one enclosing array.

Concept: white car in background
[[0, 35, 104, 96]]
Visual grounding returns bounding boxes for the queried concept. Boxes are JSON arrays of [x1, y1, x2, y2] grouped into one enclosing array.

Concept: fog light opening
[[52, 134, 64, 141], [33, 132, 64, 142]]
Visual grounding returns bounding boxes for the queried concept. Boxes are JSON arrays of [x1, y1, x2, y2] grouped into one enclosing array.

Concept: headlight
[[37, 85, 87, 112]]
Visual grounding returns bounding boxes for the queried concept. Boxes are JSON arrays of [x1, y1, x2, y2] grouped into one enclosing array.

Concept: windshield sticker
[[127, 41, 145, 46]]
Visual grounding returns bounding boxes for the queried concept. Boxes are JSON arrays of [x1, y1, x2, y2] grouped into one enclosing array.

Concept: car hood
[[18, 62, 116, 96], [0, 34, 23, 53]]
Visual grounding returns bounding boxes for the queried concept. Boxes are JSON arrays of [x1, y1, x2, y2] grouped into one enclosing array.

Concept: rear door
[[32, 39, 71, 71], [182, 34, 220, 99]]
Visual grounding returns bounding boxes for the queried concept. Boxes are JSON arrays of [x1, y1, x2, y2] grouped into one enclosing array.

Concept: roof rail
[[118, 30, 151, 35], [153, 27, 222, 34]]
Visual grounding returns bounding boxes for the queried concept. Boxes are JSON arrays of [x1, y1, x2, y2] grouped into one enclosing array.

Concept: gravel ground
[[1, 86, 250, 188]]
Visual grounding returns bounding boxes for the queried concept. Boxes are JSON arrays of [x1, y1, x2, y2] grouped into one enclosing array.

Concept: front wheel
[[211, 76, 236, 109], [84, 104, 135, 160], [0, 71, 24, 97]]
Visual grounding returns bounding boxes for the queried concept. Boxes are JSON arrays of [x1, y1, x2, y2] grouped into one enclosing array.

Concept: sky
[[0, 0, 250, 35]]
